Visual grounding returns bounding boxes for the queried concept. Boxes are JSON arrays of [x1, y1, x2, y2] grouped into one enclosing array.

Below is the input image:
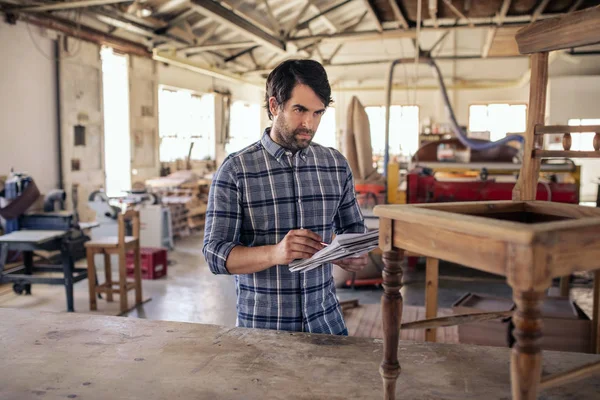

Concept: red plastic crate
[[126, 247, 168, 280]]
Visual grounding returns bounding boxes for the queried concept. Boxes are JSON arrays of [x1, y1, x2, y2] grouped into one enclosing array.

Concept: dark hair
[[264, 59, 333, 120]]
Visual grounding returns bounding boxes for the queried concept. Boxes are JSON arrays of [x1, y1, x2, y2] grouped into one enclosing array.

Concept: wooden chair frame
[[374, 6, 600, 400], [85, 210, 143, 314]]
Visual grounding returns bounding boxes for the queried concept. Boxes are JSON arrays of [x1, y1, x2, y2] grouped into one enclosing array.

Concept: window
[[566, 119, 600, 151], [468, 103, 527, 142], [365, 105, 419, 157], [315, 107, 337, 149], [226, 101, 261, 154], [158, 87, 215, 162]]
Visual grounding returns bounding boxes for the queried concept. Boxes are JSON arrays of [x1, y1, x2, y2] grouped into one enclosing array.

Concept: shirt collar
[[261, 127, 310, 162]]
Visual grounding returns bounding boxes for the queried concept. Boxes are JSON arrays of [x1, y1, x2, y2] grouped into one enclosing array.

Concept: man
[[203, 59, 368, 336]]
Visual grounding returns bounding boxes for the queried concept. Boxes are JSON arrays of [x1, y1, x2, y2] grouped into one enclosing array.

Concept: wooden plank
[[0, 230, 65, 243], [376, 200, 525, 216], [401, 311, 513, 330], [392, 219, 509, 277], [533, 150, 600, 159], [535, 124, 600, 135], [524, 201, 600, 219], [514, 52, 548, 201], [425, 258, 439, 342], [374, 203, 535, 245], [540, 361, 600, 391], [515, 5, 600, 54]]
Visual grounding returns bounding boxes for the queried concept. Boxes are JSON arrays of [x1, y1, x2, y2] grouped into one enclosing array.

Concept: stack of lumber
[[146, 172, 211, 237]]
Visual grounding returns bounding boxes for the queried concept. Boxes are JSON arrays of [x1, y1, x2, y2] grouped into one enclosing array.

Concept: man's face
[[269, 84, 326, 152]]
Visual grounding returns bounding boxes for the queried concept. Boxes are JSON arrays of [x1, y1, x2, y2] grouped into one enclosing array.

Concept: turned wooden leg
[[511, 290, 544, 400], [380, 249, 404, 400]]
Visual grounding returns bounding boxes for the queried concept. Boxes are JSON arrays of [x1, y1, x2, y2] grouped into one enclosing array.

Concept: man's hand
[[333, 253, 369, 273], [271, 229, 324, 265]]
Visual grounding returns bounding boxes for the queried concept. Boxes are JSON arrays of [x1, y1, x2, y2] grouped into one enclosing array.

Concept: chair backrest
[[512, 5, 600, 201], [118, 210, 140, 246]]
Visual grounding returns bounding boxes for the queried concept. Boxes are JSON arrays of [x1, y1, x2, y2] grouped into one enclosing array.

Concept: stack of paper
[[289, 230, 379, 273]]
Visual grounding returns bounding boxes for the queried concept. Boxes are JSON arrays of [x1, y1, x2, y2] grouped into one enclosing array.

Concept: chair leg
[[86, 249, 97, 311], [104, 253, 113, 302], [134, 245, 143, 305], [118, 249, 128, 314]]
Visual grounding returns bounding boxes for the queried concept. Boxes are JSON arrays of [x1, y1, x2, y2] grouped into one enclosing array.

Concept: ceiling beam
[[190, 0, 286, 54], [428, 0, 438, 29], [182, 40, 257, 55], [289, 28, 415, 44], [167, 9, 196, 27], [262, 0, 281, 34], [531, 0, 551, 23], [568, 0, 585, 13], [155, 0, 190, 16], [482, 0, 511, 58], [243, 53, 529, 75], [361, 0, 383, 32], [297, 0, 354, 30], [306, 0, 337, 33], [389, 0, 409, 29], [497, 0, 511, 26], [441, 0, 474, 27], [21, 12, 151, 58], [481, 27, 496, 58], [153, 50, 262, 87], [10, 0, 130, 12], [224, 45, 260, 63], [285, 1, 311, 36]]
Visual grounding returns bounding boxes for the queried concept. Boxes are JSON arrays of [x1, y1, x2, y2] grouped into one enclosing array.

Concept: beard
[[271, 114, 315, 153]]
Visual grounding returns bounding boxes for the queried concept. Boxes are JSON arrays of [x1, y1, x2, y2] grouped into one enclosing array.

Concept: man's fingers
[[292, 236, 323, 252], [290, 244, 319, 255], [294, 229, 322, 243], [289, 251, 314, 260]]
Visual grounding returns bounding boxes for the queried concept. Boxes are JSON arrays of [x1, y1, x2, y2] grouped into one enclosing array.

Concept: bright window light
[[365, 105, 419, 157], [226, 101, 261, 154], [468, 103, 527, 141], [315, 107, 337, 149], [158, 87, 215, 162], [567, 118, 600, 151]]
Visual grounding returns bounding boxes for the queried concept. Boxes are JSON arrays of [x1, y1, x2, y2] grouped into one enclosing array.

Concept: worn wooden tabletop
[[0, 230, 65, 244], [0, 309, 598, 400]]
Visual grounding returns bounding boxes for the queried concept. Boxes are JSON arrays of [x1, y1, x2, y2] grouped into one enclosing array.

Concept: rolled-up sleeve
[[202, 157, 242, 275], [333, 162, 367, 235]]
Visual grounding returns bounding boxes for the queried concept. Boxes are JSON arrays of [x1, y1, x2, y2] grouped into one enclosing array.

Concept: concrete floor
[[123, 233, 520, 326]]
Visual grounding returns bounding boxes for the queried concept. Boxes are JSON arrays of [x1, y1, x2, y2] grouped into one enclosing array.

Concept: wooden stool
[[85, 210, 142, 314]]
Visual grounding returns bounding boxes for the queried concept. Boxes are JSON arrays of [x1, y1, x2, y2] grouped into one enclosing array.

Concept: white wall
[[548, 76, 600, 202], [0, 22, 58, 194]]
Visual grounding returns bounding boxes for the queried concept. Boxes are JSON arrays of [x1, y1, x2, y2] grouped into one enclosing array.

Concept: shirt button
[[298, 199, 302, 203]]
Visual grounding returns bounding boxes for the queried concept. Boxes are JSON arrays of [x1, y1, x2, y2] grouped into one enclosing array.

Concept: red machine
[[407, 168, 579, 204]]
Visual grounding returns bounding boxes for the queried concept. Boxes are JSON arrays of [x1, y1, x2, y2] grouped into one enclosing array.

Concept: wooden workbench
[[0, 309, 599, 399]]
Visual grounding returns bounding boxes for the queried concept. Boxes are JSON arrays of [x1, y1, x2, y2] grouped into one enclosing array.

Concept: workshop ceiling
[[2, 0, 600, 85]]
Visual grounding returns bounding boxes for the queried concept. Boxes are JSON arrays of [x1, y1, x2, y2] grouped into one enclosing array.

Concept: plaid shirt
[[203, 129, 366, 335]]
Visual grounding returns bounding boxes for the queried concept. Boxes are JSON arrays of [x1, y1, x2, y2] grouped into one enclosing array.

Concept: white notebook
[[288, 230, 379, 273]]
